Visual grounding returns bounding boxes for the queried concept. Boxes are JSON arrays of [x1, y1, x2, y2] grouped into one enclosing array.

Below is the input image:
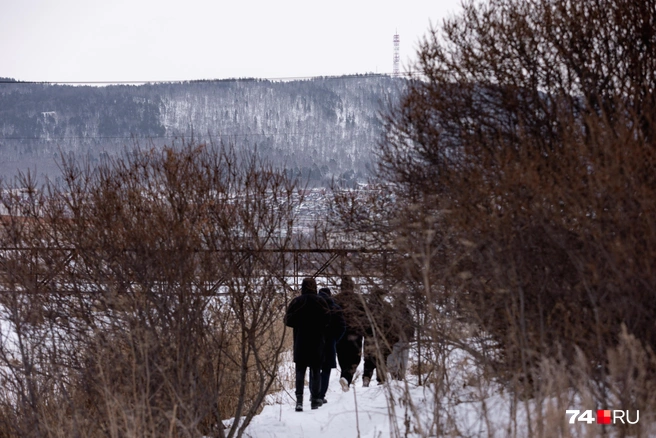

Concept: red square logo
[[597, 410, 611, 424]]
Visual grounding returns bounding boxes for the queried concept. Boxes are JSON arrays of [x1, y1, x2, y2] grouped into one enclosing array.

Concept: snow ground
[[239, 369, 521, 437], [231, 350, 656, 438], [241, 368, 413, 438], [236, 350, 509, 438]]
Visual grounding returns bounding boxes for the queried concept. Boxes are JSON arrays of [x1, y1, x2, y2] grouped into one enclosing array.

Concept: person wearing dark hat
[[318, 287, 346, 403], [333, 276, 367, 392], [285, 277, 331, 411]]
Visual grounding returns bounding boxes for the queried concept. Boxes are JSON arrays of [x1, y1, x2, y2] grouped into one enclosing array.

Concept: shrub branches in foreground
[[0, 142, 301, 437]]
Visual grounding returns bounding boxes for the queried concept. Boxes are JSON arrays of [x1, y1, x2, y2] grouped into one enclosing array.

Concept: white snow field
[[230, 350, 656, 438], [239, 370, 528, 437], [240, 368, 425, 438], [234, 351, 521, 438]]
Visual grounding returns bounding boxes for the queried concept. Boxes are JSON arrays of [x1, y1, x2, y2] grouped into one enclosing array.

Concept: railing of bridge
[[0, 247, 395, 295]]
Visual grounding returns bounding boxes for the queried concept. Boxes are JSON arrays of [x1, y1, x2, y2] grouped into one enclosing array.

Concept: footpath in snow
[[237, 348, 506, 438], [241, 368, 415, 438], [236, 349, 656, 438]]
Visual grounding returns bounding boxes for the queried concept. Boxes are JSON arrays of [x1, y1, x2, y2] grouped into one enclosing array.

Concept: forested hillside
[[0, 75, 401, 184]]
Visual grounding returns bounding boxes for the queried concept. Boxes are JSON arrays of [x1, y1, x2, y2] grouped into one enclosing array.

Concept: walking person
[[333, 276, 367, 392], [318, 287, 346, 403], [362, 288, 394, 386], [284, 277, 331, 411], [387, 292, 415, 380]]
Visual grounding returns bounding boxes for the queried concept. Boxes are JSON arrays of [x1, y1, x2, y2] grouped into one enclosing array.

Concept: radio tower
[[393, 31, 400, 77]]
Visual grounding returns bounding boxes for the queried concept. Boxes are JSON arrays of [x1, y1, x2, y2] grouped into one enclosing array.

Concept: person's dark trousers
[[363, 353, 384, 383], [336, 334, 363, 385], [319, 364, 332, 399], [363, 337, 388, 383], [295, 363, 321, 400], [363, 354, 375, 381]]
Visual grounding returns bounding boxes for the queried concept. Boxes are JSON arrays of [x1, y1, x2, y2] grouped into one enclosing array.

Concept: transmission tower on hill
[[393, 31, 400, 77]]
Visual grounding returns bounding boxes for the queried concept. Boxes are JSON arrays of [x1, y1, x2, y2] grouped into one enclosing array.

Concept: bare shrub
[[0, 141, 300, 437]]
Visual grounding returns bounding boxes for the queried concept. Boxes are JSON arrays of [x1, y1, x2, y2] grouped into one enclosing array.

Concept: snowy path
[[229, 347, 656, 437], [242, 369, 413, 438]]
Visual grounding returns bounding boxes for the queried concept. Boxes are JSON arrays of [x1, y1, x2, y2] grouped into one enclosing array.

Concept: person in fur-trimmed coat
[[387, 292, 415, 380], [285, 277, 331, 411], [333, 276, 367, 392], [362, 288, 395, 386]]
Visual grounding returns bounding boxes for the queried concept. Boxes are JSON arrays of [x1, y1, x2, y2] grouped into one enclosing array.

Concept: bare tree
[[331, 0, 656, 435]]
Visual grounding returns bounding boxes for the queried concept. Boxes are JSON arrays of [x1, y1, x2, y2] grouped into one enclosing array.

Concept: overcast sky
[[1, 0, 463, 83]]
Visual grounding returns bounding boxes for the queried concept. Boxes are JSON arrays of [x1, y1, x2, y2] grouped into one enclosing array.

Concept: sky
[[1, 0, 463, 83]]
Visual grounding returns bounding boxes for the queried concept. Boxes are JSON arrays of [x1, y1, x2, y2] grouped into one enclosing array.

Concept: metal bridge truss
[[0, 247, 394, 296]]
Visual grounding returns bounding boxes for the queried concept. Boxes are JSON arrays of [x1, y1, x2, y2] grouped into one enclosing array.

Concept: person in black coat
[[284, 277, 330, 411], [333, 276, 367, 392], [318, 287, 346, 403]]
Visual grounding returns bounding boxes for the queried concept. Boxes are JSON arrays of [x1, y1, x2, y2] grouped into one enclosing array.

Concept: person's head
[[301, 277, 317, 295], [340, 276, 355, 293], [318, 287, 332, 297]]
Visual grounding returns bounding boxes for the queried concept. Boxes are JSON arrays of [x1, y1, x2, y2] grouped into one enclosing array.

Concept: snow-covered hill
[[0, 75, 403, 184]]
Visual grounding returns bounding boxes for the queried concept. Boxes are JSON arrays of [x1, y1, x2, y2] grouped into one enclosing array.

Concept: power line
[[0, 71, 419, 86]]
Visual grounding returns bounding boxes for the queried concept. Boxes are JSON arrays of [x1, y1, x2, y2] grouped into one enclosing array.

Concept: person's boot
[[311, 398, 323, 409], [295, 396, 303, 412], [339, 377, 349, 392], [362, 376, 371, 387]]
